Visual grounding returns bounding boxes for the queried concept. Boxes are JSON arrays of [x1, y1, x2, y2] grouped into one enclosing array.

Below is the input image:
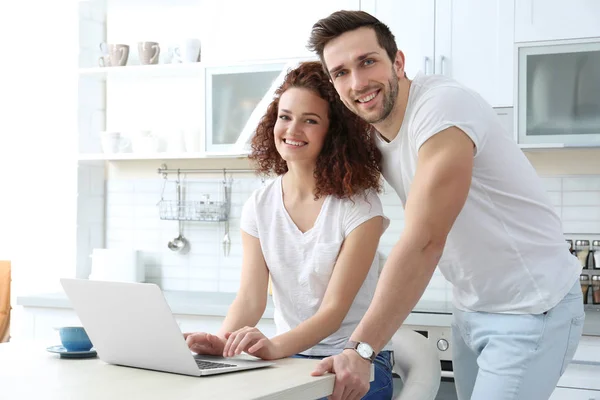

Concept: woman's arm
[[269, 216, 384, 357], [216, 231, 270, 339]]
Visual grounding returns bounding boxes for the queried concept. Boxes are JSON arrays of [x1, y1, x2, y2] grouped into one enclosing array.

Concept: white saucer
[[46, 345, 97, 359]]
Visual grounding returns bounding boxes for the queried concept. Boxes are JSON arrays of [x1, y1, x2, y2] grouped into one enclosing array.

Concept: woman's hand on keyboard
[[184, 332, 226, 356], [223, 327, 281, 360]]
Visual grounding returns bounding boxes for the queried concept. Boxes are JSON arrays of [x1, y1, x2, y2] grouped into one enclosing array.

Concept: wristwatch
[[344, 341, 376, 363]]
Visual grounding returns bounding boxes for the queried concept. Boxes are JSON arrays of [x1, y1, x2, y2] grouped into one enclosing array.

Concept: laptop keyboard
[[195, 359, 237, 370]]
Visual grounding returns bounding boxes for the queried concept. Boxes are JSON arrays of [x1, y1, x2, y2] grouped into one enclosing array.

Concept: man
[[307, 10, 584, 400]]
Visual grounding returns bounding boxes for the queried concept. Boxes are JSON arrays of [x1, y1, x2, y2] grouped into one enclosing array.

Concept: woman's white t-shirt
[[241, 176, 390, 356]]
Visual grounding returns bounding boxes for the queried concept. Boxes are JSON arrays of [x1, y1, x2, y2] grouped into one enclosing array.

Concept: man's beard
[[358, 70, 399, 124]]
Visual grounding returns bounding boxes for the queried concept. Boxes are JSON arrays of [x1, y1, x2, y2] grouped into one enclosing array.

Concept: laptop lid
[[61, 278, 205, 376]]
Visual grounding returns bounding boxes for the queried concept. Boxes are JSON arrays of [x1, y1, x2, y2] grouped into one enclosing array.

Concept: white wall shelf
[[79, 63, 205, 79], [77, 151, 250, 161]]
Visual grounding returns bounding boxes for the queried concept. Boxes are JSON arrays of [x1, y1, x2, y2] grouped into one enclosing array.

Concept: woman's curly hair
[[249, 61, 382, 199]]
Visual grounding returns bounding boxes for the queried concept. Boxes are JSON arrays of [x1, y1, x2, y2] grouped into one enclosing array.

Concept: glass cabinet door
[[517, 39, 600, 146], [205, 63, 286, 153]]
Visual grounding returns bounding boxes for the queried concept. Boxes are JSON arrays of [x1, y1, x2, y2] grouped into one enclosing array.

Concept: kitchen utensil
[[168, 178, 189, 254], [221, 176, 231, 257]]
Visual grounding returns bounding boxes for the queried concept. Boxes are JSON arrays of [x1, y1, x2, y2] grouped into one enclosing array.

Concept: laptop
[[60, 278, 275, 376]]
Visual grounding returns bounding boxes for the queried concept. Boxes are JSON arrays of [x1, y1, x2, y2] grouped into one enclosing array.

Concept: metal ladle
[[222, 173, 231, 257], [168, 178, 189, 254]]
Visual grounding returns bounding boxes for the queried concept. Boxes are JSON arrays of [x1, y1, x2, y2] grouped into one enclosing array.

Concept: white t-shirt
[[241, 176, 391, 356], [375, 72, 581, 314]]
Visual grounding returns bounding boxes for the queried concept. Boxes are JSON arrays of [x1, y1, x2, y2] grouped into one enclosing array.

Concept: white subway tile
[[159, 278, 189, 291], [383, 205, 404, 220], [540, 177, 562, 192], [189, 267, 219, 280], [563, 192, 600, 206], [219, 280, 241, 293], [134, 192, 161, 207], [189, 279, 219, 292], [107, 180, 134, 194], [188, 255, 220, 269], [417, 288, 448, 302], [546, 192, 562, 206], [105, 229, 134, 244], [562, 207, 600, 221], [161, 266, 189, 280], [563, 177, 600, 191], [162, 251, 191, 268], [133, 230, 162, 250], [135, 180, 164, 193], [563, 221, 600, 235], [106, 215, 135, 229], [107, 204, 134, 218], [219, 268, 243, 281]]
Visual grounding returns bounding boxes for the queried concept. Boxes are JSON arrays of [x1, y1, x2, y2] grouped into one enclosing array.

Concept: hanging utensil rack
[[156, 164, 256, 222]]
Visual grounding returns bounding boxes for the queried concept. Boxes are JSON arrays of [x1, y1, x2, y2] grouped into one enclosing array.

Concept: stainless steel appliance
[[515, 37, 600, 147]]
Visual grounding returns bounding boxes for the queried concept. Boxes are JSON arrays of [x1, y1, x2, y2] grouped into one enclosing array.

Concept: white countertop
[[16, 290, 455, 326], [0, 341, 335, 400]]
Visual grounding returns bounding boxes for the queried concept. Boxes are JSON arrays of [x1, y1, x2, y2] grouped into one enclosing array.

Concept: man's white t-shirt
[[241, 176, 390, 356], [375, 72, 581, 314]]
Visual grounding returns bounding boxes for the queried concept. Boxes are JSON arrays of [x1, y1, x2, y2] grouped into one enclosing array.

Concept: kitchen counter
[[16, 290, 454, 327]]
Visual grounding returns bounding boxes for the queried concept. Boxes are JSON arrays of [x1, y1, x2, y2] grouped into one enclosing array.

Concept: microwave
[[515, 37, 600, 147]]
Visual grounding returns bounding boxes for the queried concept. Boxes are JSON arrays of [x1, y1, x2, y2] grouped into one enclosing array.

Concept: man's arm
[[349, 126, 474, 351]]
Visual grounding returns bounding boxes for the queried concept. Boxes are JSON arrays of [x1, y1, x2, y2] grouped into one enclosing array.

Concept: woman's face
[[274, 87, 330, 166]]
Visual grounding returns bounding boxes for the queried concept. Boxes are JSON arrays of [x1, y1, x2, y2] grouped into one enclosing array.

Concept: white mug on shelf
[[172, 38, 201, 63], [182, 128, 201, 152], [166, 130, 186, 153], [131, 130, 161, 154], [100, 131, 130, 153]]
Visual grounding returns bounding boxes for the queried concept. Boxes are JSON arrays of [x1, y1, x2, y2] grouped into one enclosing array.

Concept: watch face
[[356, 342, 374, 358]]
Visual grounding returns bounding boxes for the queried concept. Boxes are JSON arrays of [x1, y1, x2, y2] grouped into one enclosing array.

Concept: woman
[[185, 61, 393, 399]]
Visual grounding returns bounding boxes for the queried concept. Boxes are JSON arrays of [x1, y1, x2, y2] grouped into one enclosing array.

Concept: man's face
[[323, 27, 402, 124]]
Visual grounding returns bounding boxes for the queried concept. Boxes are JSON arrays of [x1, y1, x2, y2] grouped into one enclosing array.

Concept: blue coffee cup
[[58, 327, 93, 352]]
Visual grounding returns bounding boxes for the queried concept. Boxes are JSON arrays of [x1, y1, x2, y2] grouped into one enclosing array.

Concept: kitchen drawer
[[550, 387, 600, 400]]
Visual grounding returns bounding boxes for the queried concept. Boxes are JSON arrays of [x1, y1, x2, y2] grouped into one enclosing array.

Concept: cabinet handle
[[423, 57, 430, 74], [440, 55, 447, 75]]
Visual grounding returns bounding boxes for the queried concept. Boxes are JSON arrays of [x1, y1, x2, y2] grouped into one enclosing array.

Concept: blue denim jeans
[[452, 279, 585, 400], [292, 350, 394, 400]]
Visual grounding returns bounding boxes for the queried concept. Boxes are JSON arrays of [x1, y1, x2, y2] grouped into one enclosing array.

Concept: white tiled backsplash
[[102, 175, 600, 302]]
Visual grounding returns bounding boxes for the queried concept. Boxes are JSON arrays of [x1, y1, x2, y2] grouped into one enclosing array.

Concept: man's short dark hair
[[307, 10, 398, 71]]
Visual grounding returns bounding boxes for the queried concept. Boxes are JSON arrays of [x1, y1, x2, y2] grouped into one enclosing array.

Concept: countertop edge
[[16, 292, 454, 326]]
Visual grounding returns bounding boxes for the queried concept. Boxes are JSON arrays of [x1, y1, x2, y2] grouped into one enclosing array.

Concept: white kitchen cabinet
[[203, 0, 360, 63], [550, 387, 600, 400], [368, 0, 514, 107], [515, 0, 600, 43]]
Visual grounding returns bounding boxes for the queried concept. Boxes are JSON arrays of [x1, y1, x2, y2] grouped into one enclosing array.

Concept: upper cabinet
[[78, 0, 359, 160], [515, 0, 600, 43], [365, 0, 514, 108], [203, 0, 360, 62]]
